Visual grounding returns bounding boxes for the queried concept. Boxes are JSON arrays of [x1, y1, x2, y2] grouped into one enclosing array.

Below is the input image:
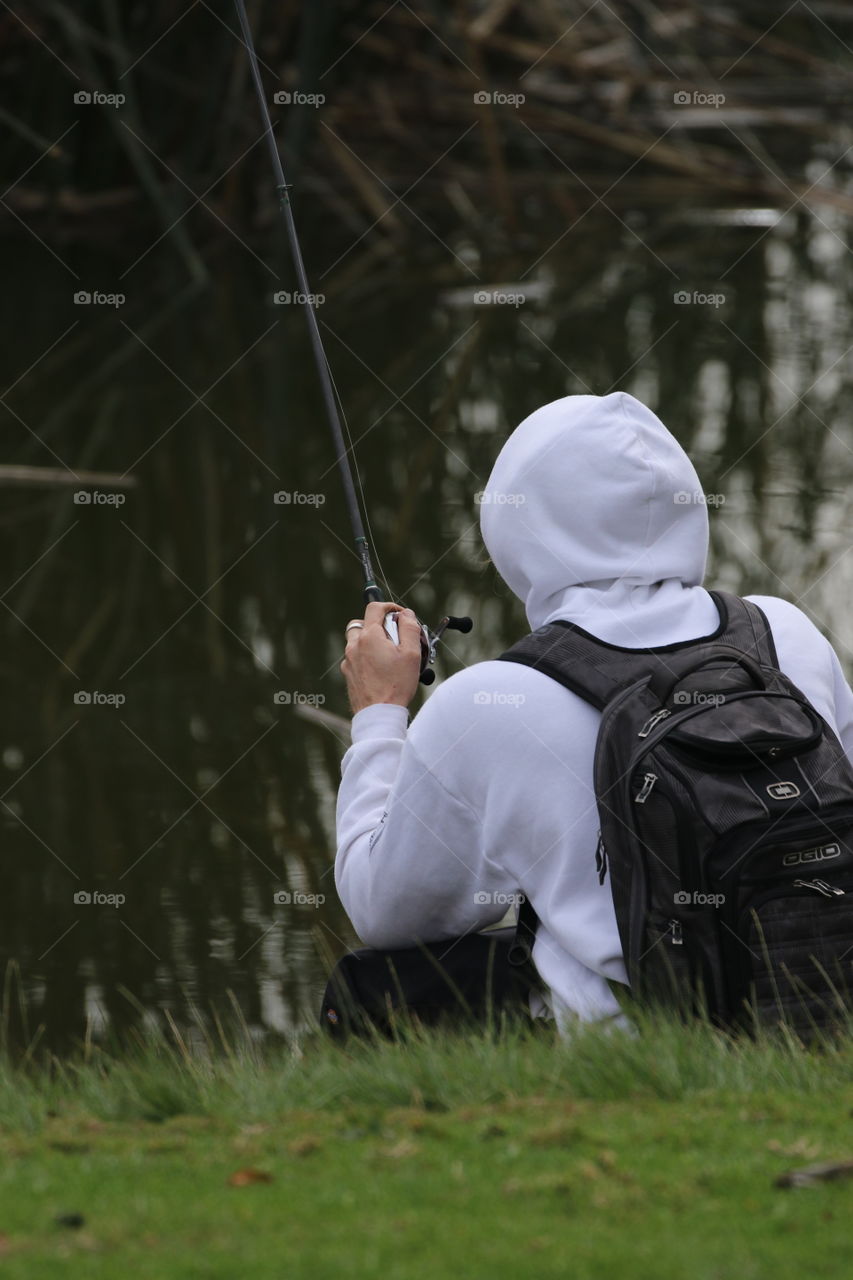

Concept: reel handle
[[417, 613, 474, 684], [444, 615, 473, 634]]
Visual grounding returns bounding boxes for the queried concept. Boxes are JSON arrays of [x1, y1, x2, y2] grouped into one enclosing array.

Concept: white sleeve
[[334, 702, 512, 948], [747, 594, 853, 760], [828, 645, 853, 759]]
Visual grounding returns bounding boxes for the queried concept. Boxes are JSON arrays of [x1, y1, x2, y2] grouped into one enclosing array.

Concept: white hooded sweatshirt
[[335, 392, 853, 1028]]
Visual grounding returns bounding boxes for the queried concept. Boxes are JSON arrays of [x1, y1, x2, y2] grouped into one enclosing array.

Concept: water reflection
[[2, 185, 852, 1049]]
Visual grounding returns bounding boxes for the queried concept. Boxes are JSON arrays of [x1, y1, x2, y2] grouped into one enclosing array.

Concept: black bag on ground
[[320, 903, 538, 1040], [501, 590, 853, 1035]]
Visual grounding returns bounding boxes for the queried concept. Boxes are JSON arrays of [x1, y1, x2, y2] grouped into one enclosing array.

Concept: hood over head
[[479, 392, 718, 645]]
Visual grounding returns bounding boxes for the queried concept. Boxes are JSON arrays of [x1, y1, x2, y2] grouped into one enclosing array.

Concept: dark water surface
[[3, 167, 853, 1048]]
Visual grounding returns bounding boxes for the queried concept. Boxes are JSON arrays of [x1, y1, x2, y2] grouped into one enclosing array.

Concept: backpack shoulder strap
[[497, 590, 779, 712], [711, 590, 779, 667], [498, 618, 632, 710]]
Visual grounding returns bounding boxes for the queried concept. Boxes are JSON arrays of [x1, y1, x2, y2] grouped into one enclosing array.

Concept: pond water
[[2, 158, 853, 1049]]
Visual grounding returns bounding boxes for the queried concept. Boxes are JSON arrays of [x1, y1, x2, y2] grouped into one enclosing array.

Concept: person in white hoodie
[[335, 391, 853, 1030]]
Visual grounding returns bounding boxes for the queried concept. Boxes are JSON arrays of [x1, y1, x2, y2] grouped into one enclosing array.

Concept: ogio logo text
[[782, 843, 841, 868], [766, 782, 800, 800]]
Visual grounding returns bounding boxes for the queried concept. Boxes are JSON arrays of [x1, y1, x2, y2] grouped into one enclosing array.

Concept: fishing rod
[[233, 0, 471, 684]]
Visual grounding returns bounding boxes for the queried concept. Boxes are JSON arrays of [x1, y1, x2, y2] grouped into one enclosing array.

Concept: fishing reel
[[384, 611, 473, 685]]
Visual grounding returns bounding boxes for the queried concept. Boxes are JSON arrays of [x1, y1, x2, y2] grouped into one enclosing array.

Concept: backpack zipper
[[634, 773, 657, 804], [638, 709, 671, 738], [595, 831, 608, 885], [792, 878, 845, 898]]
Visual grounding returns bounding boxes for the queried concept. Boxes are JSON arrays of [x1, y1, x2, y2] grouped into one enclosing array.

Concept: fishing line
[[232, 0, 382, 604], [233, 0, 472, 681], [321, 351, 398, 606]]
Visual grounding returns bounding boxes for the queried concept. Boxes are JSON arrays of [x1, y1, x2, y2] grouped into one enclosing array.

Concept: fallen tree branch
[[0, 465, 137, 489]]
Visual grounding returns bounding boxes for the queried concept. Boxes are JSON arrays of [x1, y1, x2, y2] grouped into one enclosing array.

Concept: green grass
[[0, 1013, 851, 1278]]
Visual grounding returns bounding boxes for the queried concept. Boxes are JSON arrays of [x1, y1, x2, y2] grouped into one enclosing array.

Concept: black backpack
[[501, 591, 853, 1035]]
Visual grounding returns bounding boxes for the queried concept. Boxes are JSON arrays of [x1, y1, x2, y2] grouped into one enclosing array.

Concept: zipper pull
[[816, 880, 845, 897], [634, 773, 657, 804], [793, 878, 846, 898], [669, 920, 683, 946], [638, 709, 671, 739], [595, 832, 608, 885]]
